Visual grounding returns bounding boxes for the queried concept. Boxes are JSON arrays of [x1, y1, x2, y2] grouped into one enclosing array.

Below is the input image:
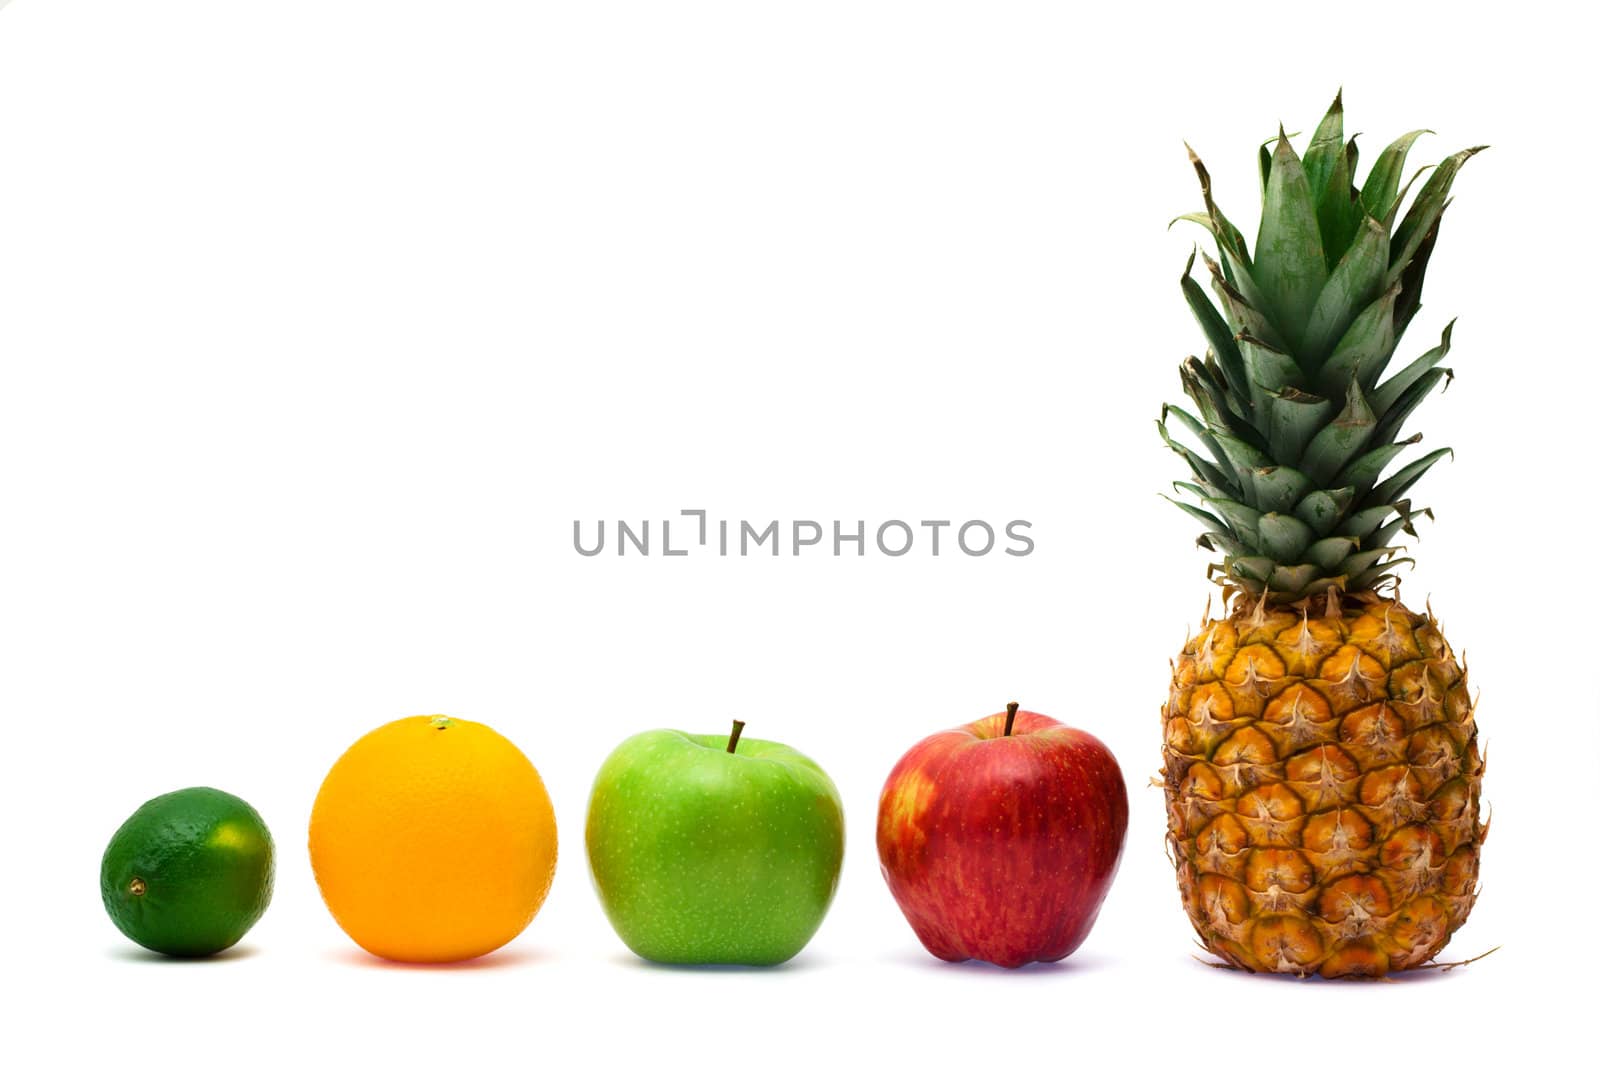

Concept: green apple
[[585, 720, 845, 965]]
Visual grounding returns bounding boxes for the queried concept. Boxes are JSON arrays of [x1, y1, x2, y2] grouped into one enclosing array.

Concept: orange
[[309, 715, 557, 963]]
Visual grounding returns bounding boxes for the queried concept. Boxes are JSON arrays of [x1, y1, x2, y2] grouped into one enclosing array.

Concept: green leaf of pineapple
[[1335, 503, 1397, 539], [1245, 464, 1313, 513], [1363, 447, 1453, 509], [1348, 556, 1413, 590], [1267, 562, 1323, 595], [1230, 556, 1277, 585], [1265, 386, 1333, 464], [1300, 377, 1377, 484], [1214, 431, 1272, 474], [1183, 359, 1268, 449], [1238, 331, 1302, 396], [1158, 416, 1241, 499], [1294, 487, 1356, 535], [1305, 536, 1359, 570], [1161, 494, 1232, 538], [1183, 146, 1272, 313], [1392, 212, 1441, 342], [1204, 253, 1282, 345], [1162, 404, 1241, 487], [1303, 216, 1390, 366], [1257, 512, 1315, 562], [1340, 547, 1395, 577], [1253, 131, 1328, 346], [1389, 145, 1487, 286], [1333, 433, 1420, 496], [1302, 92, 1345, 201], [1367, 503, 1433, 549], [1315, 284, 1399, 396], [1315, 138, 1363, 271], [1360, 129, 1431, 222], [1369, 367, 1451, 450], [1203, 496, 1264, 547], [1371, 321, 1454, 418], [1181, 250, 1250, 401]]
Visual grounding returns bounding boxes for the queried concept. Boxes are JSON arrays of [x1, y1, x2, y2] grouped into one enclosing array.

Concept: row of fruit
[[101, 95, 1490, 979], [101, 706, 1128, 968]]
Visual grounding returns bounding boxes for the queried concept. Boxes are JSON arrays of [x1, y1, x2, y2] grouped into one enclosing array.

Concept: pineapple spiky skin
[[1163, 590, 1484, 977]]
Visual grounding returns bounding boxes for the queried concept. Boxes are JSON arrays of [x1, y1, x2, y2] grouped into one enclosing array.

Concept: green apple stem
[[1004, 701, 1020, 737], [727, 719, 746, 754]]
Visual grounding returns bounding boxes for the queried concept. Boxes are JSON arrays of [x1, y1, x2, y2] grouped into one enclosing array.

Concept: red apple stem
[[727, 719, 746, 754], [1004, 701, 1020, 737]]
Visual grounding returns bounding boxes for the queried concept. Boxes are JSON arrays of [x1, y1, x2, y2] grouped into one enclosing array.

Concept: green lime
[[100, 786, 275, 957]]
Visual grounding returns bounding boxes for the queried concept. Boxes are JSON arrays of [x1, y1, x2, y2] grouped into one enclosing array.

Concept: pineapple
[[1160, 93, 1486, 978]]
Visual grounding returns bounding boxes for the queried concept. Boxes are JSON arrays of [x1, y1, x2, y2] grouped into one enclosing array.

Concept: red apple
[[876, 702, 1128, 967]]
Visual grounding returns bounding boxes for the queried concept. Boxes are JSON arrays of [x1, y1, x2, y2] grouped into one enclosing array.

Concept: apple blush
[[876, 702, 1129, 967]]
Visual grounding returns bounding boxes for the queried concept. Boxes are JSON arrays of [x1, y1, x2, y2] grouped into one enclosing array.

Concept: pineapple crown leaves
[[1163, 92, 1482, 603]]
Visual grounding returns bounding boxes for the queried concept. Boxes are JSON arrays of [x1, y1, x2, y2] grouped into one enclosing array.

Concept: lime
[[100, 786, 275, 957]]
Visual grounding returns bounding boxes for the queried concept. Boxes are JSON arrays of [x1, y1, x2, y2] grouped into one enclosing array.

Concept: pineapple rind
[[1163, 590, 1484, 977]]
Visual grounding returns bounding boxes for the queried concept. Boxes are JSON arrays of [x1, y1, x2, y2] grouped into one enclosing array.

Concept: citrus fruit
[[100, 786, 276, 957], [308, 714, 558, 963]]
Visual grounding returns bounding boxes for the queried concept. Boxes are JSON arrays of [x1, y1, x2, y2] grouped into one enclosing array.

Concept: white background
[[2, 2, 1594, 1063]]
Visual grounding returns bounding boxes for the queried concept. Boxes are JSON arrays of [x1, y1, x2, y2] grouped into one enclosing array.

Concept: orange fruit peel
[[309, 715, 557, 963]]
